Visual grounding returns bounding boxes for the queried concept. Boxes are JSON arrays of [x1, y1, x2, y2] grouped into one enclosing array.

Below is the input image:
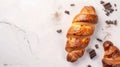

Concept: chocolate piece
[[100, 1, 104, 4], [70, 4, 75, 6], [56, 29, 62, 33], [101, 2, 116, 16], [105, 20, 117, 25], [89, 49, 97, 59], [110, 9, 114, 13], [114, 4, 117, 7], [104, 3, 112, 9], [95, 44, 99, 49], [114, 20, 117, 25], [96, 38, 103, 42], [105, 20, 113, 24], [88, 65, 92, 67], [64, 10, 70, 15], [106, 12, 110, 16], [115, 9, 117, 11]]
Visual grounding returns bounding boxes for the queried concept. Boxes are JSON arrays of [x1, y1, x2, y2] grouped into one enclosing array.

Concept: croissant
[[102, 41, 120, 67], [65, 6, 98, 62]]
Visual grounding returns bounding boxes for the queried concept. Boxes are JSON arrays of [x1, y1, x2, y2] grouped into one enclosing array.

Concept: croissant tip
[[103, 41, 113, 50], [67, 54, 77, 62], [80, 6, 96, 15]]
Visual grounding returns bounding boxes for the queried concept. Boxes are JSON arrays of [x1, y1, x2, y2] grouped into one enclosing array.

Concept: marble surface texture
[[0, 0, 119, 67]]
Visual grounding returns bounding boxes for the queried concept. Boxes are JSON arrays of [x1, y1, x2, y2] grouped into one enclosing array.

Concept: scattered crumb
[[89, 49, 97, 59], [56, 29, 62, 33], [87, 65, 92, 67], [95, 44, 99, 49], [104, 32, 111, 40], [70, 4, 75, 6], [64, 10, 70, 15], [53, 11, 61, 21], [96, 38, 103, 42], [105, 24, 111, 29]]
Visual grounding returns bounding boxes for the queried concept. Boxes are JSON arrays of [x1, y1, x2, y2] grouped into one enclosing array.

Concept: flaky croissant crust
[[65, 6, 98, 62]]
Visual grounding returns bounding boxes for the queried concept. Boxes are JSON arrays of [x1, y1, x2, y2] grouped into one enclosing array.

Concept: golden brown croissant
[[65, 6, 98, 62], [102, 41, 120, 67]]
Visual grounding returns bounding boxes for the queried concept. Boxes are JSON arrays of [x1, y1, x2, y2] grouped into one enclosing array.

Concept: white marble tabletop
[[0, 0, 119, 67]]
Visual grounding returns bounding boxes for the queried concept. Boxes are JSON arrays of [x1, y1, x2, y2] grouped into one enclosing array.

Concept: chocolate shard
[[70, 4, 75, 6], [95, 44, 99, 49], [110, 9, 114, 13], [105, 20, 118, 25], [64, 10, 70, 15], [106, 12, 110, 16], [114, 4, 117, 7], [100, 1, 105, 4], [88, 65, 92, 67], [56, 29, 62, 33], [104, 2, 112, 10], [89, 49, 97, 59], [96, 38, 103, 42]]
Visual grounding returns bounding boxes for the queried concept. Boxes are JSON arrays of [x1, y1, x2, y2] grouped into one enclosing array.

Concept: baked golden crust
[[67, 49, 85, 62], [67, 22, 95, 36], [65, 36, 90, 52], [65, 6, 98, 62], [73, 14, 98, 24], [102, 41, 120, 67]]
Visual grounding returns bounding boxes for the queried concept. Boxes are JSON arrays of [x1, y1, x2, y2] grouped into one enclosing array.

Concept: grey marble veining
[[0, 0, 120, 67]]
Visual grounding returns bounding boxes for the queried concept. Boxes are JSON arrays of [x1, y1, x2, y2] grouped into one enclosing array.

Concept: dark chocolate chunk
[[89, 49, 97, 59], [110, 9, 114, 13], [88, 65, 92, 67], [115, 9, 117, 11], [105, 20, 117, 25], [114, 20, 117, 25], [96, 38, 103, 42], [106, 12, 110, 16], [70, 4, 75, 6], [95, 44, 99, 49], [101, 2, 116, 16], [100, 1, 104, 4], [114, 4, 117, 7], [104, 2, 112, 9], [64, 10, 70, 15], [105, 20, 113, 24], [56, 29, 62, 33]]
